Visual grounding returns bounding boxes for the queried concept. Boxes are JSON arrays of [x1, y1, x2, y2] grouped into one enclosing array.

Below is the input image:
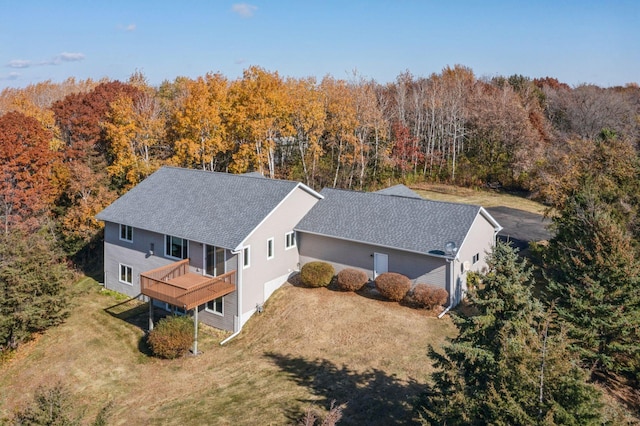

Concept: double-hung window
[[120, 224, 133, 243], [165, 235, 188, 260], [119, 263, 133, 285], [285, 231, 296, 249]]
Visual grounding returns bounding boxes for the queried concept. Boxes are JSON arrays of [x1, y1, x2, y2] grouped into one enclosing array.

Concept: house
[[96, 167, 322, 333], [96, 167, 501, 335], [295, 187, 502, 306]]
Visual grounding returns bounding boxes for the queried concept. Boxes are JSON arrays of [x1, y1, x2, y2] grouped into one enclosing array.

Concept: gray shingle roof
[[96, 167, 316, 250], [375, 184, 422, 199], [295, 188, 489, 256]]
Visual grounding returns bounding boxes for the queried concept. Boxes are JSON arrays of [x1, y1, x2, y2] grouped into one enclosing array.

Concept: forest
[[0, 65, 639, 422]]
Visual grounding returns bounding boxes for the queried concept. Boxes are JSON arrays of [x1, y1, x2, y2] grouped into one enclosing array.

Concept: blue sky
[[1, 1, 638, 90]]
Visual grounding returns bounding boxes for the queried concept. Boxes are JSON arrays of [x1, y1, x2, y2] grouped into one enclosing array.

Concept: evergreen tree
[[421, 242, 603, 425], [0, 227, 71, 352], [545, 185, 640, 382]]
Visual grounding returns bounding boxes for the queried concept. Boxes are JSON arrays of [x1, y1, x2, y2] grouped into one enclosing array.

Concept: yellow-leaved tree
[[228, 66, 293, 177], [170, 73, 231, 171], [285, 76, 326, 187], [104, 88, 165, 191]]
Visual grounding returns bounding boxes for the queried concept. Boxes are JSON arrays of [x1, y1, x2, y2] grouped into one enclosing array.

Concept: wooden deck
[[140, 259, 236, 310]]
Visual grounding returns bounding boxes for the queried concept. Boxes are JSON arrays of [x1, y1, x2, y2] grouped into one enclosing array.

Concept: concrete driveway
[[485, 206, 553, 251]]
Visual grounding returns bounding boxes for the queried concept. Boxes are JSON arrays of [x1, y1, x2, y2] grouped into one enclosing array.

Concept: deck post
[[193, 305, 199, 355], [148, 297, 154, 331]]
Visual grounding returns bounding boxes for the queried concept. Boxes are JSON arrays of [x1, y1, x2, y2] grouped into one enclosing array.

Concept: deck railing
[[140, 260, 236, 310]]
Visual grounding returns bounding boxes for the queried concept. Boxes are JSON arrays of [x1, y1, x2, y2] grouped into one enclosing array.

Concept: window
[[206, 245, 225, 276], [165, 235, 188, 259], [206, 297, 224, 315], [119, 264, 133, 285], [120, 224, 133, 242], [267, 238, 274, 259], [285, 231, 296, 249], [165, 303, 187, 316], [243, 246, 250, 268], [472, 253, 480, 264]]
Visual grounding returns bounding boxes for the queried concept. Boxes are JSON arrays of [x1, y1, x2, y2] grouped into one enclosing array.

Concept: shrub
[[336, 268, 369, 291], [300, 261, 335, 288], [147, 315, 193, 359], [375, 272, 411, 301], [412, 284, 448, 309]]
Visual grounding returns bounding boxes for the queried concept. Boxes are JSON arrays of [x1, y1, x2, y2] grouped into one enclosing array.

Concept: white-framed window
[[119, 263, 133, 285], [206, 297, 224, 316], [164, 303, 187, 316], [285, 231, 296, 249], [267, 238, 274, 259], [472, 253, 480, 264], [165, 235, 188, 260], [243, 246, 250, 269], [119, 224, 133, 243]]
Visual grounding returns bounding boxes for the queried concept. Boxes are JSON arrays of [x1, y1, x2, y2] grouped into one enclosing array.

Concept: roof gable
[[295, 188, 496, 257], [96, 167, 320, 249], [375, 184, 422, 199]]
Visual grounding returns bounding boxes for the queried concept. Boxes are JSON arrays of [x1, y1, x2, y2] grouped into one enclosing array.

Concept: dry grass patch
[[0, 277, 456, 425], [410, 183, 547, 215]]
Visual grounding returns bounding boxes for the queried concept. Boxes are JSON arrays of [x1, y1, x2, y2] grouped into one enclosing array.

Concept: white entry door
[[373, 253, 388, 278]]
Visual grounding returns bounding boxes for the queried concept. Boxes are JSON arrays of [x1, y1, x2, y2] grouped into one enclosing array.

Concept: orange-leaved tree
[[0, 111, 58, 234]]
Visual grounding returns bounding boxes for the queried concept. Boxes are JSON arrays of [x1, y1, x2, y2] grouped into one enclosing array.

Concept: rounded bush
[[411, 283, 449, 309], [336, 268, 369, 291], [375, 272, 411, 301], [300, 261, 335, 288], [147, 315, 193, 359]]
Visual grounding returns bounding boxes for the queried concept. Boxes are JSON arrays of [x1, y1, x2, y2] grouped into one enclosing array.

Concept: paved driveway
[[485, 206, 553, 251]]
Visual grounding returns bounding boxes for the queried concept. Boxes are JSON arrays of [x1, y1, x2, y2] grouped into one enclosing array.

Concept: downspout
[[438, 256, 456, 319], [221, 248, 243, 345]]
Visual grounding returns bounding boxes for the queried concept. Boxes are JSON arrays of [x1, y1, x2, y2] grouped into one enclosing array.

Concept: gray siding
[[240, 187, 320, 318], [197, 290, 237, 331], [298, 233, 447, 287], [103, 221, 238, 329], [449, 211, 499, 304]]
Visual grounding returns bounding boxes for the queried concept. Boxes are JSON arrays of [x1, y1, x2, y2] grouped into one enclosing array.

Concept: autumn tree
[[320, 76, 358, 188], [104, 90, 166, 191], [350, 75, 387, 189], [58, 161, 116, 259], [170, 73, 231, 171], [284, 77, 325, 186], [422, 242, 603, 425], [228, 66, 293, 176], [52, 80, 139, 167], [390, 121, 421, 178], [461, 79, 545, 187], [0, 111, 58, 234]]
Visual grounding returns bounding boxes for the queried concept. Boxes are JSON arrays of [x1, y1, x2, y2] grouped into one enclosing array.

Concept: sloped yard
[[0, 278, 456, 425]]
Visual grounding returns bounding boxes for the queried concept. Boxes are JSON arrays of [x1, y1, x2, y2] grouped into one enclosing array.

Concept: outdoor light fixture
[[444, 241, 458, 257]]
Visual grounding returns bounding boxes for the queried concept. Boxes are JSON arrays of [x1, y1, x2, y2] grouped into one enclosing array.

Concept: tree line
[[1, 66, 639, 420]]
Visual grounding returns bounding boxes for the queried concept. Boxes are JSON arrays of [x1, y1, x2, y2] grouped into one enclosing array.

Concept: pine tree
[[545, 185, 640, 382], [0, 227, 71, 352], [421, 242, 603, 425]]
